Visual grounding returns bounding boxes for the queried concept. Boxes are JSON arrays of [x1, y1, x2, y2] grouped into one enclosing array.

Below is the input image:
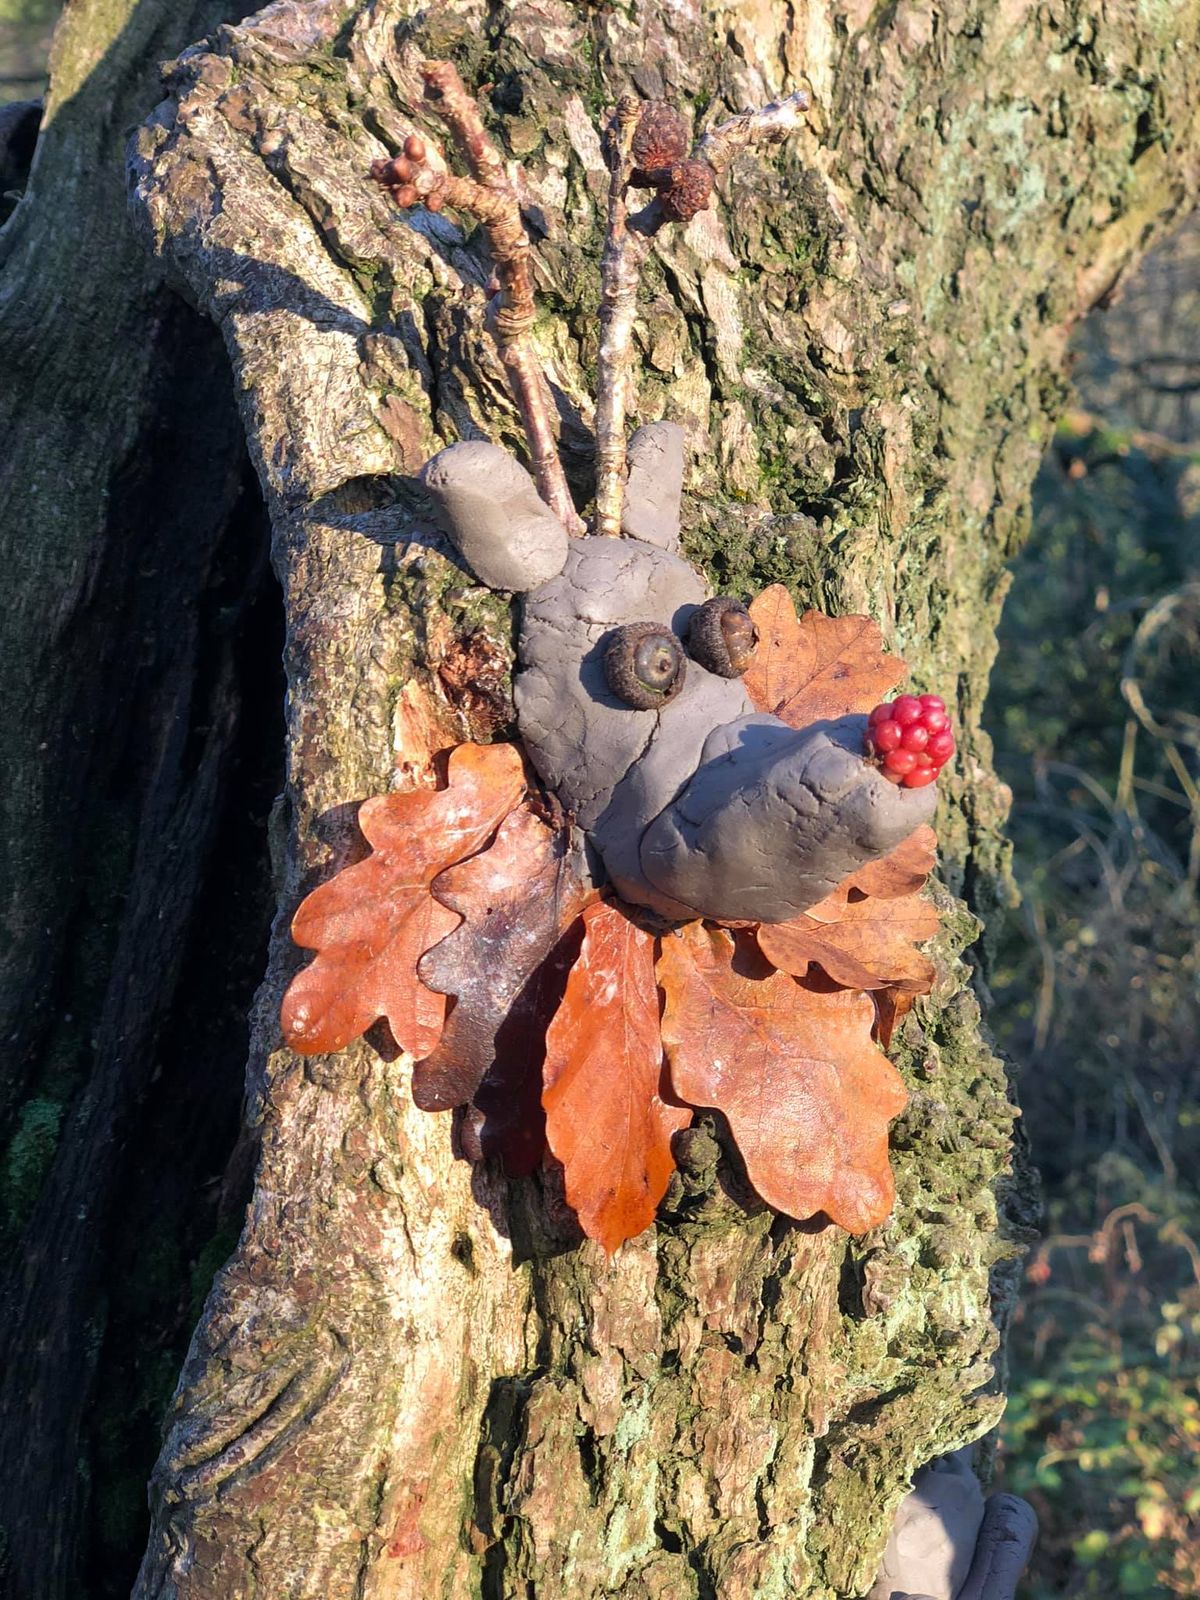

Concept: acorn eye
[[687, 596, 759, 678], [603, 623, 687, 709]]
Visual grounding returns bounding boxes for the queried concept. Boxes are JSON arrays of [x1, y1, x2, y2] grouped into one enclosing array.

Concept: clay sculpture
[[279, 63, 966, 1249], [421, 422, 938, 925]]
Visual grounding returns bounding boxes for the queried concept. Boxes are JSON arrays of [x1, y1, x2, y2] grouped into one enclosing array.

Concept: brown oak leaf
[[658, 923, 907, 1233], [872, 988, 916, 1051], [756, 825, 939, 993], [845, 825, 937, 900], [755, 885, 939, 994], [742, 584, 907, 727], [542, 901, 691, 1254], [280, 742, 526, 1058], [414, 806, 595, 1115], [465, 911, 588, 1176]]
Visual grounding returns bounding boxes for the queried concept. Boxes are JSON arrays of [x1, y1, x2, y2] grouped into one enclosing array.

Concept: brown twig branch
[[371, 61, 584, 536], [593, 97, 642, 538], [695, 89, 812, 178], [592, 88, 810, 535]]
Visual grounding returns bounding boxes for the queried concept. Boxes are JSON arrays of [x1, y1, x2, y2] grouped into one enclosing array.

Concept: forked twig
[[372, 61, 584, 535]]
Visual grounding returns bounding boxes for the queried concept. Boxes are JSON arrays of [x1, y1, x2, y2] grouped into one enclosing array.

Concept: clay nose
[[790, 729, 866, 803], [630, 715, 937, 924]]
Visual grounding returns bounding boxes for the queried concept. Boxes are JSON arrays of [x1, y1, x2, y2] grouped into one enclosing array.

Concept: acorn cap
[[631, 101, 690, 184], [658, 159, 715, 222], [688, 597, 759, 678]]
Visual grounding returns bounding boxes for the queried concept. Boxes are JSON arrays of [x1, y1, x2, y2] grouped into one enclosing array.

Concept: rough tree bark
[[0, 1, 274, 1595], [9, 0, 1198, 1596]]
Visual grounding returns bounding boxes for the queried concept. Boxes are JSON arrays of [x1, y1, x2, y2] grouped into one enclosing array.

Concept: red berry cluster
[[865, 695, 955, 788]]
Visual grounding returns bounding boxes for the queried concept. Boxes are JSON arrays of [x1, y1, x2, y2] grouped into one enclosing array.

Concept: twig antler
[[372, 61, 585, 536], [372, 66, 808, 539], [592, 97, 642, 539], [593, 88, 811, 535]]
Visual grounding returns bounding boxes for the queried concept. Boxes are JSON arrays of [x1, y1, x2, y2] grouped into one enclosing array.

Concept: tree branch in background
[[372, 61, 585, 535], [694, 89, 812, 177]]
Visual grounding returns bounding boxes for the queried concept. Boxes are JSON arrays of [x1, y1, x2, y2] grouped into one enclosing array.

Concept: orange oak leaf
[[414, 806, 595, 1115], [543, 901, 691, 1254], [755, 883, 939, 994], [873, 988, 916, 1051], [281, 742, 526, 1058], [844, 824, 937, 900], [658, 923, 907, 1233], [742, 584, 907, 727], [756, 824, 939, 993]]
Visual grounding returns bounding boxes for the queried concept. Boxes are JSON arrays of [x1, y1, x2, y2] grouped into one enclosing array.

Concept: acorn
[[630, 101, 690, 186], [604, 623, 687, 709], [688, 597, 759, 678], [658, 159, 715, 223]]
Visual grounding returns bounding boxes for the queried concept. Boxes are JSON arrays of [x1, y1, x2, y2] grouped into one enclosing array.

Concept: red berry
[[864, 694, 954, 787], [902, 765, 938, 788], [404, 133, 427, 162], [927, 731, 956, 764], [883, 748, 918, 776], [395, 183, 419, 206]]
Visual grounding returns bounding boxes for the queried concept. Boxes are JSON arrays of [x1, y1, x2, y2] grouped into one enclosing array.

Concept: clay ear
[[621, 421, 685, 550], [420, 441, 570, 592]]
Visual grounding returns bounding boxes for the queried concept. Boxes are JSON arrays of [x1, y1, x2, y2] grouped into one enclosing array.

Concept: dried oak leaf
[[658, 923, 907, 1233], [847, 824, 937, 900], [281, 743, 526, 1058], [742, 584, 907, 727], [756, 878, 939, 995], [872, 988, 916, 1051], [414, 806, 595, 1115], [466, 911, 587, 1177], [543, 901, 691, 1254]]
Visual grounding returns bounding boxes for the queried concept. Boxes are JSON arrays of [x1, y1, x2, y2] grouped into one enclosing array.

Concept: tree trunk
[[0, 2, 277, 1596], [14, 0, 1198, 1596]]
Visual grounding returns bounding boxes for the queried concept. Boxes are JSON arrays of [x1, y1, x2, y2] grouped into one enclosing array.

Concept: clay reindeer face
[[421, 423, 936, 924]]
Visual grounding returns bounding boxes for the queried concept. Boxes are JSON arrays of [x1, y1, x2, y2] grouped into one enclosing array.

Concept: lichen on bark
[[120, 2, 1200, 1597]]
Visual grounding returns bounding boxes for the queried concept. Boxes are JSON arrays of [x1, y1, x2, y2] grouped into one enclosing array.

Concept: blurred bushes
[[0, 0, 58, 103], [988, 406, 1200, 1595]]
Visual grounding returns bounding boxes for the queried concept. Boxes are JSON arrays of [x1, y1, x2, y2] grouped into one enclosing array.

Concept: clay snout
[[635, 715, 937, 924]]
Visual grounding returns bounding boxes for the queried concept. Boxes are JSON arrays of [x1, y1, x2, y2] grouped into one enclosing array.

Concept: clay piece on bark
[[420, 421, 936, 925], [420, 441, 569, 591]]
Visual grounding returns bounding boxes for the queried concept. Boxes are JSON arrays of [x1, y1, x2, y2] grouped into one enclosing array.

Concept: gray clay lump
[[420, 422, 936, 925]]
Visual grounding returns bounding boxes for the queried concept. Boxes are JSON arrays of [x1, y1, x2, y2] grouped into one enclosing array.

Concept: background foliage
[[0, 0, 56, 101], [990, 217, 1200, 1598]]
